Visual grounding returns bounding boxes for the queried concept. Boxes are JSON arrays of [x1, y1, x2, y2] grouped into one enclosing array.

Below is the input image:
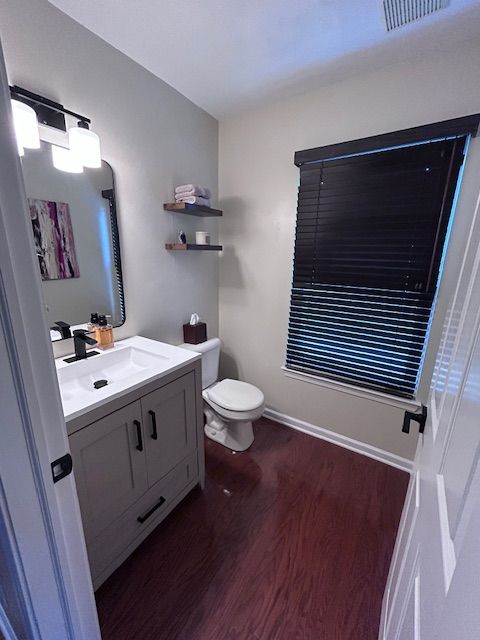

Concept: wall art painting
[[28, 198, 80, 281]]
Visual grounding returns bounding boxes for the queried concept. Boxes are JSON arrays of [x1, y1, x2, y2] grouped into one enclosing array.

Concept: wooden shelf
[[163, 202, 223, 217], [165, 243, 223, 251]]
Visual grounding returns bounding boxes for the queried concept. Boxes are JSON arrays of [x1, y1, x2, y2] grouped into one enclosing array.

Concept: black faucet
[[51, 320, 71, 339], [63, 330, 99, 363]]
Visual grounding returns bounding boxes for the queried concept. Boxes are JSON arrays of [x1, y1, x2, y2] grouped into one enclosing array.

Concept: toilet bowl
[[179, 338, 264, 451], [203, 378, 264, 451]]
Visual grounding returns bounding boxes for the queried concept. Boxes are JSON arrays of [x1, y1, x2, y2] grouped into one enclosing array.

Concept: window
[[286, 118, 479, 399]]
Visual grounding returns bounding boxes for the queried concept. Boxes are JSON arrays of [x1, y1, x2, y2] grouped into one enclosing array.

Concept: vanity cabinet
[[67, 363, 203, 589]]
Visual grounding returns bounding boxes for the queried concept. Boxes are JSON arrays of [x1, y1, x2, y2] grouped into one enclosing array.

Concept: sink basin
[[55, 336, 200, 422], [57, 346, 167, 395]]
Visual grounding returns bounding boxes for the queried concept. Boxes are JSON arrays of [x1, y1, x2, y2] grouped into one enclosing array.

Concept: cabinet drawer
[[87, 452, 199, 584]]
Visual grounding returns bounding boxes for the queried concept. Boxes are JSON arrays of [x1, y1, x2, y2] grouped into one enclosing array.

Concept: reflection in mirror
[[20, 142, 125, 341]]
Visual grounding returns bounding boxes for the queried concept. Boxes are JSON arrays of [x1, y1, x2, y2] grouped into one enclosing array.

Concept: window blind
[[287, 136, 467, 398]]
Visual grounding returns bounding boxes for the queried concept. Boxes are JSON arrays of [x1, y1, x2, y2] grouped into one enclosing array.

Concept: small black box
[[183, 322, 207, 344]]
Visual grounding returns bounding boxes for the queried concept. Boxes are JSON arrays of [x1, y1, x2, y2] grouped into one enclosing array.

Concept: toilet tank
[[179, 337, 221, 389]]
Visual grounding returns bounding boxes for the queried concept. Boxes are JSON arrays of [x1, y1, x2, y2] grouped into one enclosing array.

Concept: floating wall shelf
[[165, 243, 223, 252], [163, 202, 223, 217]]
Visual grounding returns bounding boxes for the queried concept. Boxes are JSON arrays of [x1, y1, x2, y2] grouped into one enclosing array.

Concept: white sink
[[55, 336, 200, 422]]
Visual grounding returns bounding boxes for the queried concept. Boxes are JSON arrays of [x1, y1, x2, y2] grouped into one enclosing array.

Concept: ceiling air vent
[[383, 0, 450, 31]]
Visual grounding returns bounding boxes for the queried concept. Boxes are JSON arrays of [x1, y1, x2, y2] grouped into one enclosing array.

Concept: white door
[[0, 39, 100, 639], [381, 175, 480, 639]]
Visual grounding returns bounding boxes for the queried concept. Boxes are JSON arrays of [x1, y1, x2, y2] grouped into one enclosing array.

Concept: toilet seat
[[202, 391, 264, 422], [205, 379, 264, 412]]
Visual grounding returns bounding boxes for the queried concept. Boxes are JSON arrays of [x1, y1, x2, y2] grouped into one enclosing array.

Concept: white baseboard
[[263, 407, 413, 473]]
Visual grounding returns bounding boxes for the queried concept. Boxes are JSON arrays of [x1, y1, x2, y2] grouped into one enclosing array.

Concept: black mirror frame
[[101, 162, 126, 329]]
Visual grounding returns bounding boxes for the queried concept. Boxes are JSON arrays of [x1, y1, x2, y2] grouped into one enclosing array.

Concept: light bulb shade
[[68, 126, 101, 168], [11, 99, 40, 149], [51, 145, 84, 173], [18, 143, 24, 157]]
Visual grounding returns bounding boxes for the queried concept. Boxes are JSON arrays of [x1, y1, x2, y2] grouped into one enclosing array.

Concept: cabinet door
[[69, 400, 148, 542], [142, 372, 197, 487]]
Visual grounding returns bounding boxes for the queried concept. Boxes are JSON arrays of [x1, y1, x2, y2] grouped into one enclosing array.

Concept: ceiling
[[48, 0, 480, 119]]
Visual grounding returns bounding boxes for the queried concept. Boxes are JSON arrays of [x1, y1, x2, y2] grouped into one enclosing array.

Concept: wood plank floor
[[96, 418, 408, 640]]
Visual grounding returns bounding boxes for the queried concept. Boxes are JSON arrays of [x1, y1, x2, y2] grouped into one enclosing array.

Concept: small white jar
[[195, 231, 210, 245]]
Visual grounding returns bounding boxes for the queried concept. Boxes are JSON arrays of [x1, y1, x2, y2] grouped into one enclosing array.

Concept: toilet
[[179, 337, 264, 451]]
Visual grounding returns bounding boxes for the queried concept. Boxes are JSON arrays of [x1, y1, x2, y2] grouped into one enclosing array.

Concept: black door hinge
[[51, 453, 73, 483], [402, 405, 427, 435]]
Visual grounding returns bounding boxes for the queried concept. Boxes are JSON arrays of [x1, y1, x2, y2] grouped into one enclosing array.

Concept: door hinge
[[51, 453, 73, 483], [402, 405, 427, 435]]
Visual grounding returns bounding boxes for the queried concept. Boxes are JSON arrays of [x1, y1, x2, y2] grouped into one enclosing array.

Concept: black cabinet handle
[[402, 405, 427, 434], [149, 410, 158, 440], [137, 496, 166, 524], [134, 419, 143, 451]]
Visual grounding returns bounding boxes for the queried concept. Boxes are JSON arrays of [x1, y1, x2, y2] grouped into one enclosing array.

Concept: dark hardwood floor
[[95, 418, 408, 640]]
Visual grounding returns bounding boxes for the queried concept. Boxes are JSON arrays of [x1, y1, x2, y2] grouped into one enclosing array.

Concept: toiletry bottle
[[95, 315, 114, 350], [87, 312, 99, 332]]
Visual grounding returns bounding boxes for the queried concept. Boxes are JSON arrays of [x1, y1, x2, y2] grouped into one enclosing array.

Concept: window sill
[[282, 366, 422, 411]]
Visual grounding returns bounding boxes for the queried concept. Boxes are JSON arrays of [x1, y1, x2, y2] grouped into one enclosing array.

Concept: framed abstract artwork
[[28, 198, 80, 281]]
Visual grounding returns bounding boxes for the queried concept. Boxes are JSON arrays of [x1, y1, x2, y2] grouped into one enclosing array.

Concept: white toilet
[[180, 338, 264, 451]]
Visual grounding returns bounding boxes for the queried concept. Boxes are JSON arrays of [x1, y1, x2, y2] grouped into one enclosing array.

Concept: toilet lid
[[207, 379, 264, 412]]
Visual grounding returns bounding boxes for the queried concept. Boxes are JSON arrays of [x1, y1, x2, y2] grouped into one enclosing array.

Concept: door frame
[[0, 38, 100, 639]]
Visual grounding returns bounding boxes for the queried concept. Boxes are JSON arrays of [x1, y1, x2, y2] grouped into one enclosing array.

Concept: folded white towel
[[175, 195, 211, 207], [175, 184, 212, 199]]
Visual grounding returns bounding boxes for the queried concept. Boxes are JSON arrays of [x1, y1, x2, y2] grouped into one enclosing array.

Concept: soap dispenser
[[87, 312, 99, 332], [95, 315, 114, 350]]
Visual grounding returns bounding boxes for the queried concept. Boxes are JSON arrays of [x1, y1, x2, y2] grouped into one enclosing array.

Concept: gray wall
[[0, 0, 219, 357], [219, 37, 480, 460]]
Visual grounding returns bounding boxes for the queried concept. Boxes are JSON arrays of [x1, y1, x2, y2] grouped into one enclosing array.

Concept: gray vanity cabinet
[[142, 372, 197, 487], [67, 361, 204, 589], [69, 400, 148, 543]]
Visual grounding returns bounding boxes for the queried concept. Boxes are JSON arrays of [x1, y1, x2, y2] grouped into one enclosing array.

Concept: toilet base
[[204, 406, 254, 452]]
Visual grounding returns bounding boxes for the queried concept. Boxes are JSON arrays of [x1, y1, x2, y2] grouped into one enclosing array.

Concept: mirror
[[20, 141, 125, 341]]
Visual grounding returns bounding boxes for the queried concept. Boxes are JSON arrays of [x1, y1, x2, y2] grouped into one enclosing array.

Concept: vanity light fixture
[[11, 99, 40, 152], [9, 85, 102, 169], [68, 121, 101, 168], [51, 144, 84, 174]]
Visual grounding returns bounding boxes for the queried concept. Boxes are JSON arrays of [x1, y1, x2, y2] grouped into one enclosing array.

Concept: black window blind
[[287, 137, 467, 398]]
